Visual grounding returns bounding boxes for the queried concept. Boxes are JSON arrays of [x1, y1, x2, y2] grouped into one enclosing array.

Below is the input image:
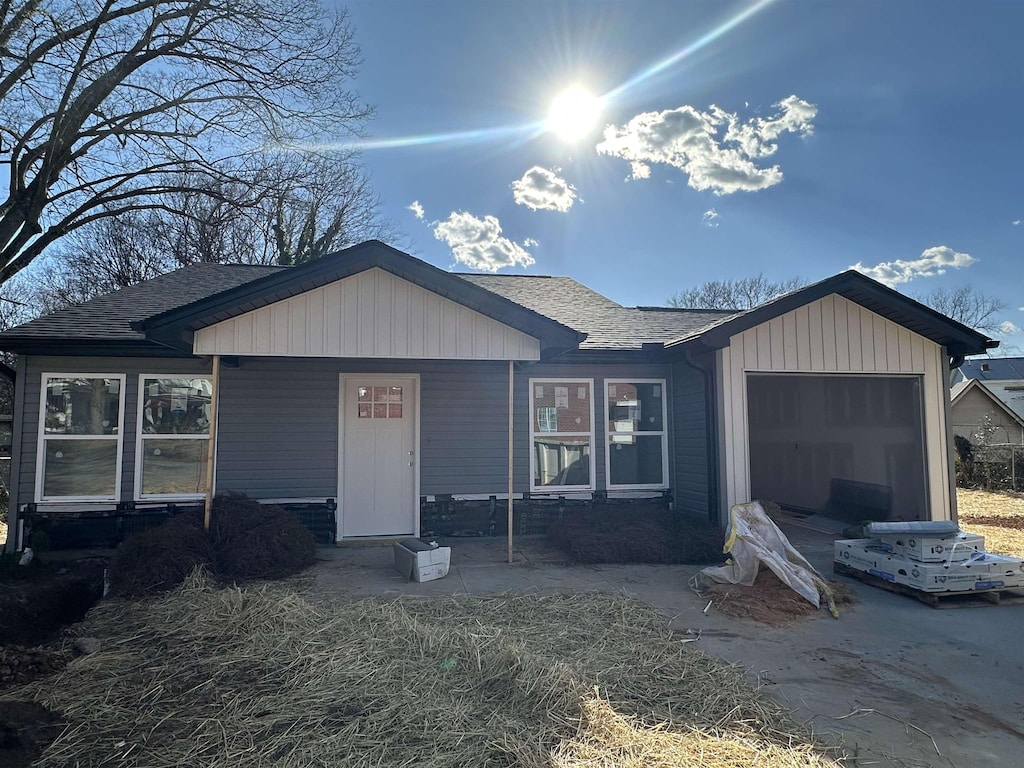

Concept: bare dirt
[[0, 555, 106, 767]]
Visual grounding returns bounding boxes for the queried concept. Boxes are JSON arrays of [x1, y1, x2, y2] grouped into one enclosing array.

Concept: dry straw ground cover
[[957, 488, 1024, 556], [4, 569, 839, 768]]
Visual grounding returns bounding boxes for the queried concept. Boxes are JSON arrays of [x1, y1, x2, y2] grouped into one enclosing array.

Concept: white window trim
[[604, 378, 669, 491], [135, 374, 213, 501], [529, 377, 595, 493], [36, 373, 127, 503]]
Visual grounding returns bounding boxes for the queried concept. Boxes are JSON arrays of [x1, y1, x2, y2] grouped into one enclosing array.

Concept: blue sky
[[340, 0, 1023, 348]]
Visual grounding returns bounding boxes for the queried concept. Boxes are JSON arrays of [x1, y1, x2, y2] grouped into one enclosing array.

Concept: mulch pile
[[109, 493, 316, 597], [704, 571, 857, 625], [550, 506, 725, 564]]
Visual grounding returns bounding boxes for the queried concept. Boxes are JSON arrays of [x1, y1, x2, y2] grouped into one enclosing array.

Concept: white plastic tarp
[[697, 501, 834, 612]]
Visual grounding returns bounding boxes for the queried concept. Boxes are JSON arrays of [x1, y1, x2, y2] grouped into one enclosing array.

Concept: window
[[604, 380, 668, 489], [357, 385, 404, 419], [530, 379, 594, 490], [137, 376, 212, 499], [37, 375, 125, 501]]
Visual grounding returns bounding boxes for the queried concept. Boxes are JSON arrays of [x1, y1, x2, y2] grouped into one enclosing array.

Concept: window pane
[[141, 439, 209, 495], [43, 440, 118, 497], [607, 382, 664, 433], [532, 381, 591, 433], [141, 378, 211, 435], [533, 436, 591, 487], [45, 377, 121, 435], [608, 435, 664, 486]]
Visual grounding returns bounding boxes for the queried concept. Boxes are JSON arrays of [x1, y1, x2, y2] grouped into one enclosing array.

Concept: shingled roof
[[458, 274, 737, 349], [0, 263, 284, 353]]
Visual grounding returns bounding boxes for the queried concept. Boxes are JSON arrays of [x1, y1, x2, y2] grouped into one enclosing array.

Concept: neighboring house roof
[[950, 378, 1024, 433], [953, 357, 1024, 383], [664, 270, 996, 359], [458, 274, 736, 349], [0, 263, 283, 355]]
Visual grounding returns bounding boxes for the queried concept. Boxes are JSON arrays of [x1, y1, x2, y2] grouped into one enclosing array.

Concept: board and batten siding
[[717, 294, 954, 520], [193, 268, 541, 361]]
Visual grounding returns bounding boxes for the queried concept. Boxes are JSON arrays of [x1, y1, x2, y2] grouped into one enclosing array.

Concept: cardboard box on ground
[[393, 539, 451, 582], [835, 539, 1024, 592]]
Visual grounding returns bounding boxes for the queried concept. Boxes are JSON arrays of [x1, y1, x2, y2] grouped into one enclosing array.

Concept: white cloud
[[1013, 219, 1021, 226], [850, 245, 976, 288], [523, 237, 539, 247], [596, 95, 817, 195], [433, 211, 536, 272], [407, 200, 425, 220], [511, 166, 577, 212], [701, 208, 720, 228], [999, 320, 1020, 335]]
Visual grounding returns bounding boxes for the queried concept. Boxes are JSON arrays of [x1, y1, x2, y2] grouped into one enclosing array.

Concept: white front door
[[340, 376, 418, 538]]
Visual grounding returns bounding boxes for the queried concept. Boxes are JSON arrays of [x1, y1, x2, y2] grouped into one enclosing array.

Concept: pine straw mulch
[[957, 488, 1024, 556], [702, 571, 858, 626], [1, 569, 839, 768]]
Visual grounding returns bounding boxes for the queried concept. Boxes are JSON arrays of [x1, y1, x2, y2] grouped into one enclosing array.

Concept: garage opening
[[747, 374, 928, 522]]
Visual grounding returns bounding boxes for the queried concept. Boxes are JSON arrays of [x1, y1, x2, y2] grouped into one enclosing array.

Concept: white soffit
[[192, 267, 541, 360]]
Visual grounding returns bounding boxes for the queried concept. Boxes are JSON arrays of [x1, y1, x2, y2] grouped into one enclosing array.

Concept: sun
[[546, 86, 602, 142]]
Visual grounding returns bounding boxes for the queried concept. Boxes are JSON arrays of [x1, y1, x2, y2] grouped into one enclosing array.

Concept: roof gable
[[665, 270, 996, 358], [194, 267, 543, 360], [140, 241, 582, 357], [951, 378, 1024, 429]]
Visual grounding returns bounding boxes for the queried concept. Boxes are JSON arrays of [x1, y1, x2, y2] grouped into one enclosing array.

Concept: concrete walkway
[[311, 526, 1024, 768]]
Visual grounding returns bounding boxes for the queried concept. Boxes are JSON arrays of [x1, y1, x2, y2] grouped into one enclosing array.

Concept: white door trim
[[337, 373, 420, 539]]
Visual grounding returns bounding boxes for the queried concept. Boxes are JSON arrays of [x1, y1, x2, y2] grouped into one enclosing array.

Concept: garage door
[[747, 374, 928, 521]]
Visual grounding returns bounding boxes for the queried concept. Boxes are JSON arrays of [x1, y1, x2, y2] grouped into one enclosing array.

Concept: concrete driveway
[[311, 525, 1024, 768]]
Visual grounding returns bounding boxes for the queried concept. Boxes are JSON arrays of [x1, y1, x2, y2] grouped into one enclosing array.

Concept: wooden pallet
[[834, 561, 1024, 608]]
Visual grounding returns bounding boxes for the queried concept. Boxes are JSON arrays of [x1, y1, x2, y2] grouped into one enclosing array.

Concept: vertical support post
[[508, 360, 514, 564], [203, 354, 221, 531]]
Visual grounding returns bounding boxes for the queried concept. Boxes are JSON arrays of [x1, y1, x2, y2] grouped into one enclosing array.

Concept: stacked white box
[[834, 539, 1024, 593], [393, 539, 451, 583], [870, 531, 986, 563]]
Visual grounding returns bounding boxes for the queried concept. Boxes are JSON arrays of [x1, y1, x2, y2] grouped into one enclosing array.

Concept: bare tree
[[271, 154, 393, 266], [668, 274, 807, 310], [916, 285, 1006, 335], [0, 0, 370, 284]]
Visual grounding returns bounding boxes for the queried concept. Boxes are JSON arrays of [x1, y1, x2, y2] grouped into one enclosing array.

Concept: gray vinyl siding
[[420, 361, 511, 494], [670, 360, 709, 516], [14, 354, 679, 508]]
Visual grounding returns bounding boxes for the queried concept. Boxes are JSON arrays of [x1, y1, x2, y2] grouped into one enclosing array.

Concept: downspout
[[507, 360, 516, 565], [943, 353, 960, 525], [203, 354, 221, 531], [4, 356, 26, 553], [684, 346, 721, 525]]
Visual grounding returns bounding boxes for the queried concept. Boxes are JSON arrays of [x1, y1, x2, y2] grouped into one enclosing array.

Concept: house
[[950, 378, 1024, 446], [951, 357, 1024, 425], [0, 241, 995, 548]]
